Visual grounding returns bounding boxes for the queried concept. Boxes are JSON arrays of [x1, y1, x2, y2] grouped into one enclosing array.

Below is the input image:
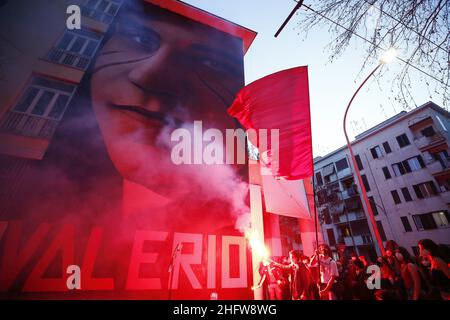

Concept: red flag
[[228, 66, 313, 180]]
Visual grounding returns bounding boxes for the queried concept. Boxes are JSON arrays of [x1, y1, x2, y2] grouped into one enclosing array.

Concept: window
[[327, 229, 336, 245], [315, 171, 323, 186], [421, 126, 436, 137], [396, 133, 410, 148], [392, 156, 424, 176], [376, 221, 387, 241], [406, 155, 425, 171], [391, 190, 401, 204], [413, 181, 438, 199], [401, 217, 412, 232], [370, 146, 383, 159], [345, 183, 358, 197], [355, 154, 364, 170], [412, 211, 450, 231], [432, 211, 450, 228], [12, 77, 75, 121], [401, 187, 413, 202], [362, 234, 372, 244], [322, 164, 336, 183], [382, 166, 391, 180], [82, 0, 121, 24], [392, 162, 408, 176], [48, 29, 102, 70], [391, 163, 401, 176], [437, 179, 450, 193], [361, 174, 371, 191], [335, 158, 349, 171], [436, 115, 447, 132], [402, 160, 412, 173], [85, 0, 120, 15], [1, 77, 76, 138], [433, 150, 450, 169], [317, 189, 328, 205], [413, 213, 437, 230], [322, 208, 331, 225], [322, 164, 335, 177], [368, 196, 378, 216], [382, 141, 392, 154]]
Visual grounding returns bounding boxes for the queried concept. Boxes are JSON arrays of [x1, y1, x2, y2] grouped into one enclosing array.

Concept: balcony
[[337, 211, 366, 224], [414, 132, 447, 151], [344, 196, 362, 212], [428, 158, 450, 180], [342, 186, 359, 199], [408, 116, 432, 129], [324, 174, 338, 185], [47, 47, 91, 70], [337, 167, 352, 180], [0, 111, 58, 139], [331, 213, 341, 224], [317, 192, 338, 206], [344, 234, 373, 246], [80, 5, 116, 24]]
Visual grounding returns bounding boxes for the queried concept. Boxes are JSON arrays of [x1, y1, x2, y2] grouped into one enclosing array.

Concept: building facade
[[0, 0, 262, 299], [0, 0, 122, 215], [314, 101, 450, 260]]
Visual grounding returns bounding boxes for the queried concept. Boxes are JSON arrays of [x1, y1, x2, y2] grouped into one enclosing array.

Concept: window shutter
[[413, 185, 423, 199]]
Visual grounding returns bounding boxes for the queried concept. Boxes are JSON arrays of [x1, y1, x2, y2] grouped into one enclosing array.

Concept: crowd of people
[[253, 239, 450, 300]]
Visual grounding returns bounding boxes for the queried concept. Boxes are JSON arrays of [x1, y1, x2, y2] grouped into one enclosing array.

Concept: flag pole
[[311, 175, 322, 297]]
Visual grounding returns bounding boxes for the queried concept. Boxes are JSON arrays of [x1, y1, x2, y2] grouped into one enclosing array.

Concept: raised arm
[[270, 259, 293, 270]]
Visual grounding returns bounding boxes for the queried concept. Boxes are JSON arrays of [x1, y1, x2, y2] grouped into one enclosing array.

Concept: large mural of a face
[[0, 0, 252, 300], [91, 1, 245, 198]]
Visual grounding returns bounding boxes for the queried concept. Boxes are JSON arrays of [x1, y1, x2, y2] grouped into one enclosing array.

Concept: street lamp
[[342, 48, 397, 257], [379, 48, 397, 64]]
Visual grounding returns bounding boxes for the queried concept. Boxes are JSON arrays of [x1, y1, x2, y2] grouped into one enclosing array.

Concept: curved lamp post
[[343, 48, 397, 257]]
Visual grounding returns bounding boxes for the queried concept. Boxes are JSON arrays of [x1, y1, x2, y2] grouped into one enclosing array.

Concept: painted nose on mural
[[127, 45, 187, 111]]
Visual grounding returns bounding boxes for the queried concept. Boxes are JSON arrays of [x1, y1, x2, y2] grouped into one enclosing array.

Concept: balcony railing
[[336, 167, 352, 179], [426, 157, 450, 176], [47, 47, 91, 70], [0, 111, 59, 139], [338, 211, 366, 224], [324, 174, 338, 184], [414, 132, 446, 150], [344, 234, 373, 246], [439, 157, 450, 169], [317, 188, 343, 205], [80, 5, 115, 24]]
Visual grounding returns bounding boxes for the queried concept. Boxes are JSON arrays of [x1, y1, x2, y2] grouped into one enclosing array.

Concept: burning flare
[[246, 229, 268, 259]]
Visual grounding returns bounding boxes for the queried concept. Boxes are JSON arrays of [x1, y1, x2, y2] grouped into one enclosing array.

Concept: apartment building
[[0, 0, 120, 157], [314, 101, 450, 260], [0, 0, 122, 214]]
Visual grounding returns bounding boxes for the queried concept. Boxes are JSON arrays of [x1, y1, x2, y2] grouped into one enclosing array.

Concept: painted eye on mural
[[196, 56, 240, 78], [130, 33, 160, 51], [188, 43, 241, 77], [117, 22, 161, 53], [201, 58, 226, 71]]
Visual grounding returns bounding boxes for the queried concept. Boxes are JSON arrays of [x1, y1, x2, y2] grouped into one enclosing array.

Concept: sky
[[183, 0, 447, 158]]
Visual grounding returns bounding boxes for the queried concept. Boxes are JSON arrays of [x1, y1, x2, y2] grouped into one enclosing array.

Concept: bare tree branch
[[295, 0, 450, 110]]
